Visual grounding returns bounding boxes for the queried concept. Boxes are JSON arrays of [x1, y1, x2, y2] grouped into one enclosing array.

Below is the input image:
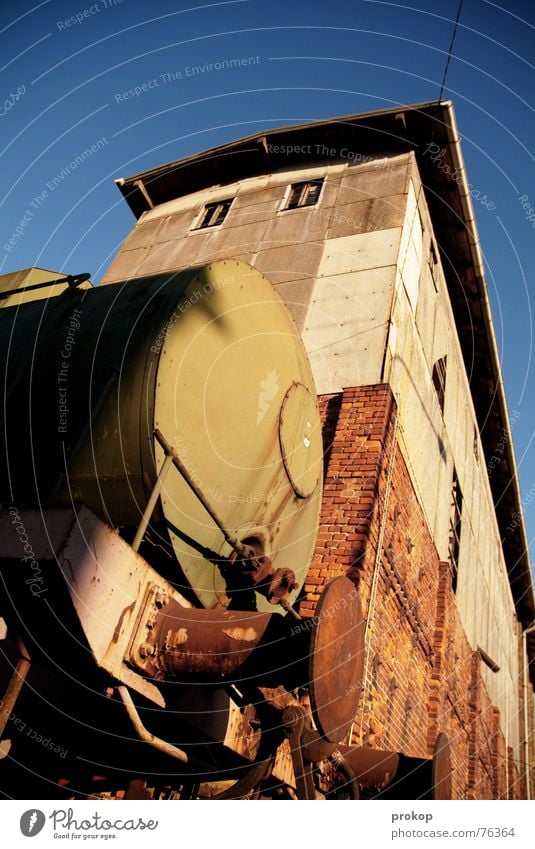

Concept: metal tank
[[0, 260, 323, 611]]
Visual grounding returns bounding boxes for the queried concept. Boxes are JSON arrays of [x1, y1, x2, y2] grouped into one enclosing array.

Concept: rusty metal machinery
[[333, 733, 453, 800], [0, 505, 365, 798], [0, 261, 369, 799]]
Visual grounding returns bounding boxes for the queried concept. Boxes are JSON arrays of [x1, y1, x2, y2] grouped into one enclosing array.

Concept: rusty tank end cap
[[308, 576, 365, 744]]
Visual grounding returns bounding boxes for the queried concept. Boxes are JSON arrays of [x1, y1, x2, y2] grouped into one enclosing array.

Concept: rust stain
[[111, 600, 136, 645], [221, 626, 259, 642], [165, 628, 188, 649]]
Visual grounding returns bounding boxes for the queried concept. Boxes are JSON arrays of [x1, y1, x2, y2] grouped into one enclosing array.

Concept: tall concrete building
[[102, 101, 535, 799]]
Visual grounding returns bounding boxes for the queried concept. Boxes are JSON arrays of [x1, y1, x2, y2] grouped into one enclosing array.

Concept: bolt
[[139, 642, 155, 659], [154, 590, 169, 609]]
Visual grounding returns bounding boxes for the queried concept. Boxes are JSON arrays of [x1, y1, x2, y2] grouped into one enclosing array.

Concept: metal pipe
[[0, 638, 31, 737], [279, 598, 301, 621], [117, 685, 188, 763], [332, 751, 360, 800], [0, 272, 90, 300], [205, 759, 272, 800], [132, 451, 174, 552]]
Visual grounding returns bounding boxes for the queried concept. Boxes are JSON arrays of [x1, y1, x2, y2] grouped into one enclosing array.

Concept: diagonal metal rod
[[152, 428, 302, 620], [0, 273, 91, 300], [118, 685, 188, 763], [153, 428, 248, 558], [0, 637, 31, 737], [132, 451, 175, 552]]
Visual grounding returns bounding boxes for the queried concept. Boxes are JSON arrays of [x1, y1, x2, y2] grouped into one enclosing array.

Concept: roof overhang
[[115, 101, 535, 647]]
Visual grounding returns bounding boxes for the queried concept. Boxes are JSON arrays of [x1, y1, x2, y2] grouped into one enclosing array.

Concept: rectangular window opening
[[285, 179, 324, 210], [195, 198, 233, 229], [448, 468, 462, 593], [432, 355, 447, 414]]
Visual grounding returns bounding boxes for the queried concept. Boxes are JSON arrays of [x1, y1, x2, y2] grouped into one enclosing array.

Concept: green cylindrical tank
[[0, 261, 323, 610]]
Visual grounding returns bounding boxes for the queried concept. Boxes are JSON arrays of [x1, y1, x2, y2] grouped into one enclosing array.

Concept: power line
[[439, 0, 465, 102]]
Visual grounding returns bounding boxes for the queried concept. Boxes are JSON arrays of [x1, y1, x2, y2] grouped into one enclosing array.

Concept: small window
[[194, 199, 233, 229], [284, 179, 323, 210], [432, 356, 447, 414], [448, 468, 462, 593], [428, 241, 439, 292]]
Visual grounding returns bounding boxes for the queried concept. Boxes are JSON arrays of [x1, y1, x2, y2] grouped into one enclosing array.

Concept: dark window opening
[[473, 425, 479, 463], [428, 242, 439, 291], [448, 468, 463, 593], [195, 199, 233, 229], [285, 179, 324, 210], [432, 356, 447, 414]]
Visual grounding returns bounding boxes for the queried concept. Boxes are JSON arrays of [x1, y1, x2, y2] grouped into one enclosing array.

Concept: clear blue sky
[[1, 0, 534, 560]]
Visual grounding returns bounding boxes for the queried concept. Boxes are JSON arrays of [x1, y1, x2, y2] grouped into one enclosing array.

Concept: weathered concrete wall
[[102, 155, 411, 388], [382, 160, 522, 765]]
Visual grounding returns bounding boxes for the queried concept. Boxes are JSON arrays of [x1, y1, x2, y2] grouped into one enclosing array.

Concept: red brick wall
[[428, 562, 472, 798], [305, 383, 518, 799]]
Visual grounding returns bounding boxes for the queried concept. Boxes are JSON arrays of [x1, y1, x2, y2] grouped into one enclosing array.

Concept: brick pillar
[[466, 651, 480, 799], [308, 384, 436, 758], [491, 706, 508, 799], [303, 385, 395, 617], [427, 562, 450, 754]]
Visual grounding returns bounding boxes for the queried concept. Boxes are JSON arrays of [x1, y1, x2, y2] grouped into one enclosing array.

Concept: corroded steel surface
[[308, 576, 365, 743], [340, 745, 400, 791], [339, 735, 453, 800], [130, 592, 274, 678]]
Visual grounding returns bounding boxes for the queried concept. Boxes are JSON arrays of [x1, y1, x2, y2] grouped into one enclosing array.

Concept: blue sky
[[1, 0, 534, 558]]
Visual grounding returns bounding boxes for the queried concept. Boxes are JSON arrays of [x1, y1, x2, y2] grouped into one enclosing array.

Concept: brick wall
[[305, 383, 519, 799]]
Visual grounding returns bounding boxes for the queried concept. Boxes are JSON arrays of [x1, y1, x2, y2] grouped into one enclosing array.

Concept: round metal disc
[[309, 576, 365, 743], [432, 732, 453, 800], [279, 382, 321, 498]]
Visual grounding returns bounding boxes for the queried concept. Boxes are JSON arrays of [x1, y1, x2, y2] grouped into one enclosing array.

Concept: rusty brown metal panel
[[308, 576, 365, 744], [336, 161, 410, 205], [254, 242, 324, 284], [341, 746, 400, 791], [432, 732, 453, 800], [327, 194, 406, 240]]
